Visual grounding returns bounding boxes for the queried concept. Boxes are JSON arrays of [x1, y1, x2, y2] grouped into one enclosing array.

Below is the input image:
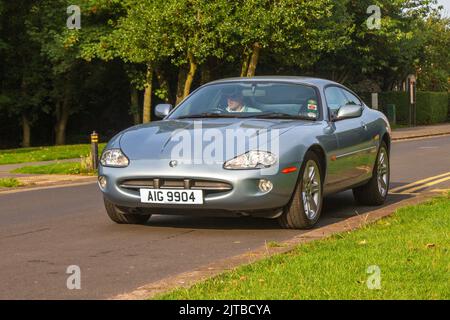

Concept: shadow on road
[[142, 190, 413, 231]]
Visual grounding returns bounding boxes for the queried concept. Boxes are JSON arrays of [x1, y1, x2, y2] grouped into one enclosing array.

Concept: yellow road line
[[401, 176, 450, 194], [389, 172, 450, 193], [430, 189, 450, 194], [389, 192, 418, 195]]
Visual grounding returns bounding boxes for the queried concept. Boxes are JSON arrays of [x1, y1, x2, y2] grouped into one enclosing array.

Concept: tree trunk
[[130, 86, 140, 124], [240, 47, 251, 77], [54, 76, 71, 146], [176, 67, 188, 105], [155, 67, 172, 103], [246, 42, 261, 77], [337, 70, 350, 84], [20, 77, 31, 148], [183, 52, 197, 100], [21, 114, 31, 148], [142, 65, 153, 123], [55, 97, 70, 145]]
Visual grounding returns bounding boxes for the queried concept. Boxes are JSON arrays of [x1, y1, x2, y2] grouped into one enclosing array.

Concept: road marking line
[[389, 172, 450, 193], [430, 189, 450, 194], [400, 176, 450, 194], [389, 192, 418, 195]]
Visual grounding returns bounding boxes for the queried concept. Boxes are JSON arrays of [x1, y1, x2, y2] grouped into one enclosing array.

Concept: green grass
[[12, 162, 96, 175], [0, 178, 22, 188], [159, 194, 450, 300], [266, 241, 287, 248], [0, 143, 106, 165]]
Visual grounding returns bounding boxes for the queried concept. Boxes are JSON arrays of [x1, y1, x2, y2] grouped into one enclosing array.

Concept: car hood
[[119, 118, 307, 161]]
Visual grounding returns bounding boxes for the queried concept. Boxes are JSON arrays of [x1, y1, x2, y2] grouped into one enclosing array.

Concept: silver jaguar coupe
[[98, 77, 391, 229]]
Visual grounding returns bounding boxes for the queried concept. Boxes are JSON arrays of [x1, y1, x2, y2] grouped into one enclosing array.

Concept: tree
[[74, 0, 176, 123], [0, 0, 51, 147], [227, 0, 352, 78], [73, 0, 146, 124], [416, 14, 450, 91], [25, 0, 83, 145], [313, 0, 442, 90], [163, 0, 233, 103]]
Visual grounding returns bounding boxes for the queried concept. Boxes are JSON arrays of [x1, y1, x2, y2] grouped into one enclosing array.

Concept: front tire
[[352, 142, 390, 205], [104, 197, 151, 224], [278, 151, 323, 229]]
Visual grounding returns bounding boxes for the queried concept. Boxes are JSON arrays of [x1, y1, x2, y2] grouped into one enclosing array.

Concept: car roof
[[207, 76, 340, 88]]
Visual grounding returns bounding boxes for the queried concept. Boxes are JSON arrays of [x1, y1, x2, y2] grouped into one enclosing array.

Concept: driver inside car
[[225, 92, 260, 113]]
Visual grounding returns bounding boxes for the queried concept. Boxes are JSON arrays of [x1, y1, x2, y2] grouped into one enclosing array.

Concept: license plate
[[140, 189, 203, 204]]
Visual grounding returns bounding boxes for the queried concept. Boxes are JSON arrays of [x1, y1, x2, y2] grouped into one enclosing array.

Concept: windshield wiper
[[176, 113, 239, 119], [176, 112, 316, 121], [247, 112, 317, 121]]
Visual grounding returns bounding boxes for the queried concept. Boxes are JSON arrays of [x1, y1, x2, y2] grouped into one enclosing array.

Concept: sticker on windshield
[[307, 99, 318, 118], [307, 100, 317, 111]]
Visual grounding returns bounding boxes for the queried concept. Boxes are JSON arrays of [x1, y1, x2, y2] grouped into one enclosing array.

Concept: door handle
[[361, 121, 368, 130]]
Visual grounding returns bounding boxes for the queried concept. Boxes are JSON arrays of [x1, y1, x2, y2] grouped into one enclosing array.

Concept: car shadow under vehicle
[[141, 189, 412, 231]]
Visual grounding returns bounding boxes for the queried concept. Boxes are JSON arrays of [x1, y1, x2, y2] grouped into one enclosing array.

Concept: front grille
[[119, 178, 232, 194]]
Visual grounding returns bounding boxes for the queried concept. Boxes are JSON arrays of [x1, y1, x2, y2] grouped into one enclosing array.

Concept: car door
[[324, 86, 373, 192], [340, 89, 378, 176]]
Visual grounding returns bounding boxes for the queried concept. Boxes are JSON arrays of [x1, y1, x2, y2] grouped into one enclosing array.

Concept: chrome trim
[[335, 146, 377, 159], [119, 178, 233, 192]]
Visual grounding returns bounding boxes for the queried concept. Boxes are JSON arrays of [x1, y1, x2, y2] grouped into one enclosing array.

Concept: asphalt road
[[1, 135, 449, 299]]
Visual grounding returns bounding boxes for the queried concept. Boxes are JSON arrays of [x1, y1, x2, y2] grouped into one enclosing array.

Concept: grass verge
[[0, 178, 22, 188], [0, 143, 106, 165], [12, 162, 96, 175], [158, 194, 450, 300]]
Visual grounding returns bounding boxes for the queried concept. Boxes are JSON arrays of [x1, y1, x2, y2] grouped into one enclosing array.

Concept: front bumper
[[98, 160, 299, 216]]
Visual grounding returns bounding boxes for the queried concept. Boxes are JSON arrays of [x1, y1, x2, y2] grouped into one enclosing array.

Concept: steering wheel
[[210, 106, 227, 114]]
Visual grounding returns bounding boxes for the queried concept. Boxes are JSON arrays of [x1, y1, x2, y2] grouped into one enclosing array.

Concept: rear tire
[[278, 151, 323, 229], [104, 197, 151, 224], [352, 142, 390, 206]]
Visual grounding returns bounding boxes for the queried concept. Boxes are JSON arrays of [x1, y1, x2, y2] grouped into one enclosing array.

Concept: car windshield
[[168, 82, 320, 120]]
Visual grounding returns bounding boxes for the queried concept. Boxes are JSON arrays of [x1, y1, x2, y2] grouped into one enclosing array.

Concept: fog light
[[98, 176, 107, 190], [259, 179, 273, 193]]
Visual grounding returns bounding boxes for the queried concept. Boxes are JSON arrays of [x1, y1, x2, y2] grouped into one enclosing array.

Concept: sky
[[437, 0, 450, 16]]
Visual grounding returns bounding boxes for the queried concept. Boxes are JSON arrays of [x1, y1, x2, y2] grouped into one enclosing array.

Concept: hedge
[[359, 91, 448, 125], [448, 93, 450, 120]]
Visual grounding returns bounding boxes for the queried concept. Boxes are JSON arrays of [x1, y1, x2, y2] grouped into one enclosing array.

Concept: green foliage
[[12, 162, 96, 175], [0, 0, 449, 148], [377, 91, 448, 125], [416, 15, 450, 91], [416, 92, 449, 124], [0, 178, 22, 188], [0, 1, 51, 120], [315, 0, 445, 89], [379, 91, 410, 123], [0, 143, 106, 165]]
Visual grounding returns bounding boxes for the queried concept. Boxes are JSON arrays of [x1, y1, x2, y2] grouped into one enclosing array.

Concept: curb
[[392, 131, 450, 141], [111, 192, 432, 300], [0, 178, 97, 194]]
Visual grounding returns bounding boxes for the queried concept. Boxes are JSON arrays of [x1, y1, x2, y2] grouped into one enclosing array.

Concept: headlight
[[224, 151, 277, 169], [100, 149, 129, 167]]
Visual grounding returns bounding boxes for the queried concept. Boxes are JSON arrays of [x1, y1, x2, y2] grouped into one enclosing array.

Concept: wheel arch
[[306, 144, 327, 183], [381, 132, 391, 152]]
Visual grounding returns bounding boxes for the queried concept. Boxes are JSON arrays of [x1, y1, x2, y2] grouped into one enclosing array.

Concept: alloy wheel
[[301, 160, 321, 220]]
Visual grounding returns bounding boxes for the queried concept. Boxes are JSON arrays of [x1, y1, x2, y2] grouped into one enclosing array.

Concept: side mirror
[[155, 103, 172, 119], [334, 104, 362, 121]]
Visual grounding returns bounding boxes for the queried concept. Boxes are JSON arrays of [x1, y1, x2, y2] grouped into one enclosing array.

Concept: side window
[[342, 89, 362, 106], [325, 86, 348, 113]]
